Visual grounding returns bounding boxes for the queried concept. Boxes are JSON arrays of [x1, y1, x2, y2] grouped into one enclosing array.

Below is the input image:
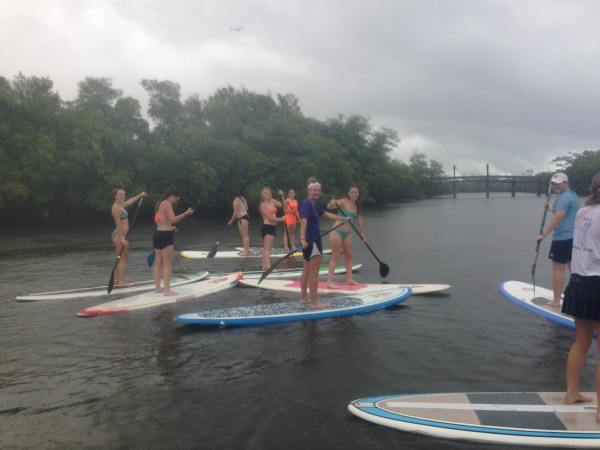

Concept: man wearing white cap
[[537, 173, 580, 306]]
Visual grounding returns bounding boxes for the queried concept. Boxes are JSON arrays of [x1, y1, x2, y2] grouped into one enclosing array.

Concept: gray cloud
[[2, 0, 599, 174]]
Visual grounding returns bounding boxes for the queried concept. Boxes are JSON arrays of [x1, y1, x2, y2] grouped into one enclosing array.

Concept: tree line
[[0, 74, 445, 224]]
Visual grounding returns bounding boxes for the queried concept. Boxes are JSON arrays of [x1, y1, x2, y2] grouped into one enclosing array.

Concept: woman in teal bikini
[[111, 186, 146, 288], [326, 186, 365, 288]]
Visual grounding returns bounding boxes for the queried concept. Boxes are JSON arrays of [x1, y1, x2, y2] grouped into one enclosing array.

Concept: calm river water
[[0, 194, 592, 449]]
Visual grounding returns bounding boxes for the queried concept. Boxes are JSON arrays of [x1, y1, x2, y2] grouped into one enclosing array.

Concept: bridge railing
[[431, 164, 550, 198]]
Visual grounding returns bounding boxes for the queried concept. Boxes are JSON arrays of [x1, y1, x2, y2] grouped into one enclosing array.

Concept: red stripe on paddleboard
[[77, 307, 128, 318]]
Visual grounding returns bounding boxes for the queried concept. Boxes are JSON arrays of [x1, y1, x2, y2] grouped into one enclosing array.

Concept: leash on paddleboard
[[207, 222, 232, 259], [338, 207, 390, 278], [258, 221, 348, 284], [108, 196, 145, 294], [531, 182, 553, 296]]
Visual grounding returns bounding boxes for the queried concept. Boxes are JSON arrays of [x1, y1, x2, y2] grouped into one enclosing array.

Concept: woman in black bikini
[[228, 195, 250, 256], [153, 187, 194, 296], [259, 187, 284, 270]]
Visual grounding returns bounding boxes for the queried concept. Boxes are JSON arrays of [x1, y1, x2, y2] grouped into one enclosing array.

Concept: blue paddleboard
[[174, 288, 411, 327]]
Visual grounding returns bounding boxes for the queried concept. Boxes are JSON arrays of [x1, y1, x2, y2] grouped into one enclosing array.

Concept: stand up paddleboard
[[240, 278, 450, 295], [242, 264, 362, 279], [348, 392, 600, 448], [77, 272, 241, 317], [174, 287, 411, 327], [498, 280, 574, 328], [181, 247, 332, 260], [16, 272, 209, 301]]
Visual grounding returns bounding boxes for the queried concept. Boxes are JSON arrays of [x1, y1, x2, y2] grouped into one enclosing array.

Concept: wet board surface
[[498, 280, 574, 328], [180, 249, 303, 259], [348, 392, 600, 448], [77, 273, 241, 317], [174, 287, 411, 327], [240, 278, 450, 295], [15, 272, 209, 301]]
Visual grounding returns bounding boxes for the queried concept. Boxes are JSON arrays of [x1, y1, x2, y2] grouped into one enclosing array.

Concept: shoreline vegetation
[[1, 73, 597, 225], [0, 74, 443, 225]]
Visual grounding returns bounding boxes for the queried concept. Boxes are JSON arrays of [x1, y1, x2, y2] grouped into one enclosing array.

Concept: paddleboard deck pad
[[242, 264, 362, 279], [240, 278, 449, 295], [175, 287, 411, 327], [498, 280, 573, 328], [77, 272, 241, 317], [16, 272, 209, 301], [348, 392, 600, 448]]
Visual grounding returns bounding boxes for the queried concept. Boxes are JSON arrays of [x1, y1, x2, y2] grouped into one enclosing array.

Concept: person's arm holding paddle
[[123, 191, 146, 208]]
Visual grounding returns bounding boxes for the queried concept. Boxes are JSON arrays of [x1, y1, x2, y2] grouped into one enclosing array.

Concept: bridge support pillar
[[453, 165, 456, 198], [486, 164, 490, 198]]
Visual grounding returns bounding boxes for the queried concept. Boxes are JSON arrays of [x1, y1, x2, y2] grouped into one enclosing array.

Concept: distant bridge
[[432, 164, 549, 198]]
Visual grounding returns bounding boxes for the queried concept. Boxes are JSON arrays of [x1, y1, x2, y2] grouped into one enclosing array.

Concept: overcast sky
[[2, 0, 599, 174]]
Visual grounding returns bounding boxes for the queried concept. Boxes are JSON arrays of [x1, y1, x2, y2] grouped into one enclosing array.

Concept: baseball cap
[[550, 173, 568, 184]]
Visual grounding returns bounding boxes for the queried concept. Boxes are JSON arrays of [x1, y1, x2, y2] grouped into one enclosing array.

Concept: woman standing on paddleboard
[[300, 180, 349, 308], [283, 189, 300, 250], [326, 186, 365, 288], [228, 195, 250, 256], [153, 187, 194, 296], [111, 186, 146, 288], [260, 187, 285, 270], [562, 172, 600, 417]]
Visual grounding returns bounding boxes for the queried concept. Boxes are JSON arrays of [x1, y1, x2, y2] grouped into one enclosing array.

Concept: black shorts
[[261, 224, 277, 239], [237, 214, 250, 223], [153, 231, 174, 250], [549, 239, 573, 264], [562, 274, 600, 321], [303, 238, 323, 261]]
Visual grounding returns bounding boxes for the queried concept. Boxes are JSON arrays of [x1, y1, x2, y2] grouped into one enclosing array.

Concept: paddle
[[532, 182, 553, 296], [280, 192, 292, 250], [207, 222, 232, 258], [108, 196, 144, 294], [338, 206, 390, 278], [258, 221, 348, 284]]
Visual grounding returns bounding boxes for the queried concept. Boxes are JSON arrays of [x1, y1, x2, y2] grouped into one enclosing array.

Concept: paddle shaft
[[337, 207, 384, 263], [280, 193, 292, 249], [532, 183, 553, 275], [207, 222, 232, 258], [108, 196, 144, 293], [258, 221, 349, 283]]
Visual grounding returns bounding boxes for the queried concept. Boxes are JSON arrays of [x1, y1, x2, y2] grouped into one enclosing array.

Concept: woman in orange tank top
[[283, 189, 300, 250]]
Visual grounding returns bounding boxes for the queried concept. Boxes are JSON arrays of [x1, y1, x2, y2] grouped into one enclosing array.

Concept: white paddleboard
[[77, 272, 241, 317], [181, 247, 332, 259], [16, 272, 209, 301], [349, 392, 600, 448], [498, 280, 574, 329], [235, 247, 332, 255], [240, 278, 449, 295], [174, 287, 411, 327], [242, 264, 362, 279]]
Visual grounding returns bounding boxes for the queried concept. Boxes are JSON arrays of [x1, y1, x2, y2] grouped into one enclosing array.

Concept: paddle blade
[[379, 262, 390, 278], [147, 252, 155, 268], [207, 242, 219, 259], [107, 260, 118, 294], [258, 269, 272, 285]]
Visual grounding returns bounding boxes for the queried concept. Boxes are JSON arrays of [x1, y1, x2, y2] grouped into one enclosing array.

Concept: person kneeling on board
[[300, 180, 349, 308], [562, 173, 600, 419], [153, 187, 194, 296], [536, 173, 580, 307]]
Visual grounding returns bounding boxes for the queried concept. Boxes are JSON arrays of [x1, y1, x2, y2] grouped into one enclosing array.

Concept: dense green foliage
[[554, 150, 600, 195], [0, 74, 444, 224]]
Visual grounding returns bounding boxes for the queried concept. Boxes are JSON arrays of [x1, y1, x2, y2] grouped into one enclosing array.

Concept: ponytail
[[586, 173, 600, 206]]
